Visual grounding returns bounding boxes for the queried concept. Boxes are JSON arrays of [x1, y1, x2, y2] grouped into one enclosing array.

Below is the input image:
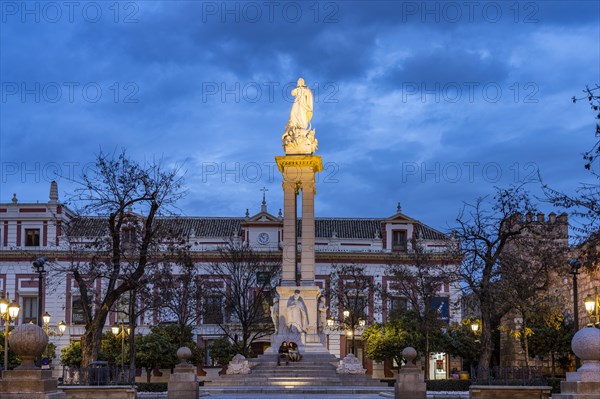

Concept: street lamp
[[471, 322, 479, 333], [583, 289, 599, 327], [41, 313, 66, 366], [32, 257, 47, 329], [112, 322, 128, 377], [42, 313, 67, 336], [569, 258, 582, 369], [342, 309, 365, 356], [0, 293, 21, 372]]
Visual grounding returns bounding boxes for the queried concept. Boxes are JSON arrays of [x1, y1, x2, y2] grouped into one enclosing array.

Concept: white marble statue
[[336, 353, 366, 374], [226, 354, 251, 375], [270, 294, 280, 332], [287, 77, 313, 130], [281, 78, 318, 154], [286, 290, 308, 334], [317, 294, 328, 333]]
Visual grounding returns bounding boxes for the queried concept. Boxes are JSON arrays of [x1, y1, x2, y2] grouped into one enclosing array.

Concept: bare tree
[[204, 242, 281, 356], [450, 185, 537, 380], [52, 150, 185, 368], [328, 263, 381, 355], [152, 249, 204, 347], [542, 84, 600, 254], [572, 84, 600, 172], [496, 220, 568, 374], [385, 239, 457, 378]]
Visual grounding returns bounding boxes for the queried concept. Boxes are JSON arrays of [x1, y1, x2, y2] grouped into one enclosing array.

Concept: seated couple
[[277, 341, 302, 365]]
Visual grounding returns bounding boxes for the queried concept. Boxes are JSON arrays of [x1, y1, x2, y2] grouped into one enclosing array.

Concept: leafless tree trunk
[[204, 242, 281, 356], [51, 150, 185, 368], [450, 185, 537, 381]]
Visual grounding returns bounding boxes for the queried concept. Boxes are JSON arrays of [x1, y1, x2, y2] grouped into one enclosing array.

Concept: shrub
[[426, 379, 471, 391], [546, 377, 564, 393], [136, 382, 168, 392]]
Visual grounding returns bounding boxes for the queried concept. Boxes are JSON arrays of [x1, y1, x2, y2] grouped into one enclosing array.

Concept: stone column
[[300, 179, 316, 285], [281, 181, 298, 286]]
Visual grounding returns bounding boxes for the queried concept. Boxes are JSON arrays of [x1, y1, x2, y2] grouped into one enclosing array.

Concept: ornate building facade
[[0, 182, 462, 378]]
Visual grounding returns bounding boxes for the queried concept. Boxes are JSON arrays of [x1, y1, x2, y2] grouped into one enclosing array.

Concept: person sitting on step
[[277, 341, 289, 366], [287, 341, 302, 362]]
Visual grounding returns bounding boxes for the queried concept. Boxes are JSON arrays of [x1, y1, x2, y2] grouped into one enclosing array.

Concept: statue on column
[[282, 78, 318, 155]]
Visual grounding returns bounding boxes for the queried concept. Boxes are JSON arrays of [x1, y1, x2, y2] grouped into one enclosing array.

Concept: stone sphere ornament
[[402, 347, 418, 363], [571, 327, 600, 362], [176, 346, 193, 364], [8, 323, 48, 369]]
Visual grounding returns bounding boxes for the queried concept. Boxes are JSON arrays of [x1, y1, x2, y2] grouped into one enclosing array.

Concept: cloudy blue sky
[[1, 0, 599, 232]]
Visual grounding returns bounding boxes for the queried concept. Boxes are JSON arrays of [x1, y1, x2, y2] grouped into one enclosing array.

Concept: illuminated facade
[[0, 182, 461, 378]]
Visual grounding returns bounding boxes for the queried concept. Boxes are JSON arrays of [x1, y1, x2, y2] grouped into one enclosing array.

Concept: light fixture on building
[[358, 319, 366, 327], [327, 317, 334, 327]]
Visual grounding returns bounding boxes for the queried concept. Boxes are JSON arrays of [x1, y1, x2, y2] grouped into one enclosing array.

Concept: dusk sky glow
[[1, 1, 599, 232]]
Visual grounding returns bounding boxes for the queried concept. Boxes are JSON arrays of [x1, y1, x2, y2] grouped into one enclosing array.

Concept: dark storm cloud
[[0, 0, 598, 231], [380, 47, 510, 92]]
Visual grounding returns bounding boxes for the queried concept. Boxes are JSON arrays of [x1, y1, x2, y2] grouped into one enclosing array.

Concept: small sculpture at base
[[317, 294, 328, 333], [286, 290, 308, 334], [226, 354, 251, 375], [270, 294, 280, 332], [336, 353, 366, 374]]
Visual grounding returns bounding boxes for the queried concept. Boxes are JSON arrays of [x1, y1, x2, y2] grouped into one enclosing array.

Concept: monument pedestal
[[0, 370, 66, 399], [266, 285, 328, 354]]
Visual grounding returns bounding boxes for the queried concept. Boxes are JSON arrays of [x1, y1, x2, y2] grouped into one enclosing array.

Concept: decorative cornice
[[275, 155, 323, 173]]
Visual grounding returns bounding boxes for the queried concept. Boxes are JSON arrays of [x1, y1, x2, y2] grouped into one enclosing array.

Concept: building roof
[[65, 216, 447, 241]]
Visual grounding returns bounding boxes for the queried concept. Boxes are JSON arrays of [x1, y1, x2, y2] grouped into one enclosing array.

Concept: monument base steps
[[208, 352, 386, 387]]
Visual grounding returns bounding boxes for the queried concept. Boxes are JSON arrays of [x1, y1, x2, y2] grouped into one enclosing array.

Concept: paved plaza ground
[[202, 395, 385, 399]]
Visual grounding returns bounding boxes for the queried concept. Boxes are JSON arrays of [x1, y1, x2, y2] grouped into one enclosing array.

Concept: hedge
[[426, 379, 471, 391], [136, 383, 168, 392]]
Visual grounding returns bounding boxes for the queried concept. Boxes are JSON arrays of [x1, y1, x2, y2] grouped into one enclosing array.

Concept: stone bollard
[[167, 347, 199, 399], [394, 347, 426, 399], [553, 327, 600, 399], [0, 323, 65, 399]]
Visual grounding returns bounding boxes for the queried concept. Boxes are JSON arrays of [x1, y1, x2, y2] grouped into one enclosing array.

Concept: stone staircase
[[205, 352, 386, 387]]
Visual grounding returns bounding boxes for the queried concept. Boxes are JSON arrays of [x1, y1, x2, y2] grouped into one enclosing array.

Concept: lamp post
[[32, 257, 47, 329], [111, 322, 128, 378], [0, 293, 21, 372], [341, 309, 365, 355], [583, 288, 599, 327], [568, 258, 582, 368], [41, 312, 66, 366], [33, 257, 47, 367]]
